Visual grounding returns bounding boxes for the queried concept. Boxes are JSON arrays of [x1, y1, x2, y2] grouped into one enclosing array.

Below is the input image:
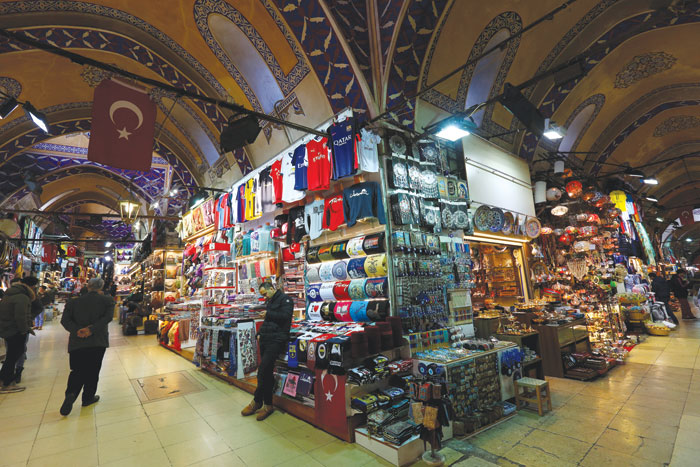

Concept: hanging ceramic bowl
[[546, 187, 562, 201], [525, 218, 542, 239], [566, 181, 583, 198], [489, 208, 506, 232], [502, 212, 514, 234], [540, 226, 553, 235], [565, 226, 578, 235], [575, 213, 589, 223], [474, 205, 492, 231], [551, 205, 569, 216]]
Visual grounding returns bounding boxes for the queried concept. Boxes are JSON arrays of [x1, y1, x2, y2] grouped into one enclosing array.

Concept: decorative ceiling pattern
[[653, 115, 700, 137], [614, 52, 677, 89]]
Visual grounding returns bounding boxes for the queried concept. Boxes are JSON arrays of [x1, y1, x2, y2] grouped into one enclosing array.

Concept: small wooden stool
[[514, 377, 552, 416]]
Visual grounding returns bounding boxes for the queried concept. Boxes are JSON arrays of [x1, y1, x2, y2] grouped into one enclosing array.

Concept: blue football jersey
[[330, 121, 357, 180]]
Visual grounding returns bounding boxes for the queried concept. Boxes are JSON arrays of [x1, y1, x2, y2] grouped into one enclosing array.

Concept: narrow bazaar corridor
[[2, 317, 700, 467]]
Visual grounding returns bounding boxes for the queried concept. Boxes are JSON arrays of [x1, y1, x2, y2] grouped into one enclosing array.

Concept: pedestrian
[[670, 269, 695, 320], [650, 272, 677, 325], [0, 276, 38, 393], [240, 280, 293, 421], [59, 277, 114, 415]]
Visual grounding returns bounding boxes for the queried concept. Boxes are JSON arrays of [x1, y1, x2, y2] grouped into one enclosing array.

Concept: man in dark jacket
[[670, 269, 695, 319], [650, 273, 677, 324], [241, 280, 293, 421], [0, 276, 37, 393], [59, 277, 114, 415]]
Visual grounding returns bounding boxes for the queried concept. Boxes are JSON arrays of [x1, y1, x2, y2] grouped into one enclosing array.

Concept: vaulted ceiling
[[0, 0, 696, 255]]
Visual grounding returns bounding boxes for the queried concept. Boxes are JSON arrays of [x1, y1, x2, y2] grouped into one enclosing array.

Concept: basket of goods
[[618, 293, 645, 305], [626, 306, 648, 321], [645, 322, 671, 336]]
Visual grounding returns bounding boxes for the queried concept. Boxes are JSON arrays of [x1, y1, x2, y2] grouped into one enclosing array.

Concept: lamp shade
[[534, 180, 547, 204]]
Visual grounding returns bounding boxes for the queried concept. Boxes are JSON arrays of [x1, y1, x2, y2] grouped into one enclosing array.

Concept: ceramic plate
[[489, 207, 505, 232], [525, 218, 542, 239], [474, 205, 492, 231], [502, 212, 514, 234]]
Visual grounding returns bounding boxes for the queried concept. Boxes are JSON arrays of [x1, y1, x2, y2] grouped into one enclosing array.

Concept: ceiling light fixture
[[656, 217, 664, 222], [220, 114, 262, 153], [435, 124, 470, 141], [0, 97, 18, 119], [104, 241, 112, 247], [645, 197, 658, 202], [23, 102, 49, 133], [543, 118, 565, 140], [624, 168, 645, 178], [642, 178, 659, 185], [686, 238, 692, 243], [169, 188, 178, 196], [188, 188, 209, 210], [105, 255, 112, 262]]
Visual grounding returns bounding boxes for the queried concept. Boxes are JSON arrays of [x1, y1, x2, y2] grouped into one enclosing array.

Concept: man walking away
[[241, 280, 293, 421], [650, 272, 677, 325], [60, 277, 114, 415], [670, 269, 695, 320], [0, 276, 37, 393]]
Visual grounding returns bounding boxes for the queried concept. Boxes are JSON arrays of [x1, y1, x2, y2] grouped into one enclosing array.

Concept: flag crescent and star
[[87, 79, 156, 172]]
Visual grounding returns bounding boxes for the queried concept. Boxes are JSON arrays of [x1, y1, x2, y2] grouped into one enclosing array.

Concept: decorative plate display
[[525, 218, 542, 238], [489, 208, 505, 232], [474, 205, 492, 231], [422, 144, 438, 163], [389, 135, 406, 154], [502, 212, 514, 234]]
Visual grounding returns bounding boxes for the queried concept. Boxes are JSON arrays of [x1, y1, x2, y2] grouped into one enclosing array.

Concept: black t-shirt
[[287, 206, 307, 244], [259, 167, 276, 213]]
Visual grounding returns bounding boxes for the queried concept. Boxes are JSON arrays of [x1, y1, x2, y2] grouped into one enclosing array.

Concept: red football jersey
[[323, 194, 345, 231], [306, 137, 332, 191], [270, 158, 283, 204]]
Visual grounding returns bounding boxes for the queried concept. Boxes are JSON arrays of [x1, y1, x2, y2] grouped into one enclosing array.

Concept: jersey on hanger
[[306, 137, 332, 191], [292, 144, 308, 191], [270, 158, 283, 205], [330, 120, 357, 180], [281, 151, 305, 203], [323, 194, 345, 231]]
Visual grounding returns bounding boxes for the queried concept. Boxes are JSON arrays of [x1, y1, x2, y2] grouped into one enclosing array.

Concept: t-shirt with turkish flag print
[[306, 137, 332, 191], [323, 194, 345, 231], [270, 158, 283, 205]]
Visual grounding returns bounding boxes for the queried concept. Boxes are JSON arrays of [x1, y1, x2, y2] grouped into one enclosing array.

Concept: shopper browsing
[[0, 276, 38, 393], [650, 273, 677, 325], [241, 280, 293, 421], [59, 277, 114, 415], [670, 269, 695, 320]]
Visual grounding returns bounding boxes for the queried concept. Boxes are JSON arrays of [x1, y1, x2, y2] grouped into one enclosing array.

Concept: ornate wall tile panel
[[614, 52, 677, 89]]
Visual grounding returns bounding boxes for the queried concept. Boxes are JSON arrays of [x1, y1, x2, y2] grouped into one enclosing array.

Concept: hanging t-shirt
[[281, 151, 305, 203], [357, 128, 381, 172], [258, 225, 275, 252], [236, 184, 246, 223], [216, 193, 231, 230], [305, 199, 325, 240], [258, 166, 276, 214], [287, 206, 307, 244], [323, 194, 345, 231], [343, 181, 386, 227], [270, 158, 283, 205], [292, 144, 308, 191], [253, 174, 263, 218], [245, 178, 258, 220], [306, 137, 332, 191], [330, 120, 357, 180]]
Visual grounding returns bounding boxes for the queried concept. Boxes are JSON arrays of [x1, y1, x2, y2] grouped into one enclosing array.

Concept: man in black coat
[[60, 277, 114, 415], [0, 276, 38, 393], [241, 280, 293, 421], [650, 273, 677, 324]]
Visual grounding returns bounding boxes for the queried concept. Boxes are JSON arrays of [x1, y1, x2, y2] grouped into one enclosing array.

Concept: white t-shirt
[[357, 128, 381, 172], [281, 151, 305, 203]]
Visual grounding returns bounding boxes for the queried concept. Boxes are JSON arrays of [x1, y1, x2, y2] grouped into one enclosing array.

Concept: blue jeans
[[34, 312, 44, 328]]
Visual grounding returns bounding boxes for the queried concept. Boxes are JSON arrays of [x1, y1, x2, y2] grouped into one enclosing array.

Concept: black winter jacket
[[651, 277, 671, 300], [61, 291, 114, 352], [0, 283, 34, 338], [258, 290, 293, 343]]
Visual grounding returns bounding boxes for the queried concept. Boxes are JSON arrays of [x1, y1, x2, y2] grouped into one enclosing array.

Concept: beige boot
[[256, 404, 274, 421], [241, 400, 262, 416]]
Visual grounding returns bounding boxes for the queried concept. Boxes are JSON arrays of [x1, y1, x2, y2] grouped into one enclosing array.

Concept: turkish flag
[[680, 210, 695, 226], [314, 369, 347, 439], [88, 79, 156, 171]]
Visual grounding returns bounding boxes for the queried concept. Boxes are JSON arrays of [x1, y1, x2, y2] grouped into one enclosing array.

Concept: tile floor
[[2, 315, 700, 466]]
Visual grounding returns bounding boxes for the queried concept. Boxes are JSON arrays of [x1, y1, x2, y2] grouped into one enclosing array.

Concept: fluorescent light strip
[[464, 235, 528, 247]]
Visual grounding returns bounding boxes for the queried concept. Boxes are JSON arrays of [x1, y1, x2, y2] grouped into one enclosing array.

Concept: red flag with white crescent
[[314, 369, 347, 438], [87, 79, 156, 171], [680, 210, 694, 227]]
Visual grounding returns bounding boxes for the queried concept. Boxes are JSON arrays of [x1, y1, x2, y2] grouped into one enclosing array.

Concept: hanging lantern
[[594, 195, 610, 207], [587, 213, 600, 224], [562, 168, 574, 178], [575, 213, 589, 222], [580, 225, 598, 237], [546, 187, 562, 201], [554, 228, 565, 236], [590, 236, 604, 245], [565, 180, 583, 198], [553, 160, 565, 174], [540, 226, 553, 235], [551, 205, 569, 216], [565, 225, 578, 235], [119, 198, 141, 225], [559, 233, 573, 245], [567, 258, 588, 280], [590, 192, 603, 203], [534, 180, 547, 204], [573, 241, 590, 253], [582, 191, 596, 202]]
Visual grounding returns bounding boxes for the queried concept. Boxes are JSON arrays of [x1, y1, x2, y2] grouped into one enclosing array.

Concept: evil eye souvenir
[[319, 262, 335, 282], [364, 254, 387, 277], [333, 281, 351, 300], [331, 260, 348, 280], [346, 236, 367, 257], [306, 283, 323, 302], [348, 279, 369, 300], [452, 207, 470, 230], [330, 241, 349, 259], [364, 277, 388, 298], [347, 257, 368, 278], [421, 170, 439, 198], [306, 264, 321, 283], [319, 282, 336, 301], [307, 302, 323, 321], [421, 143, 439, 163], [391, 159, 409, 189]]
